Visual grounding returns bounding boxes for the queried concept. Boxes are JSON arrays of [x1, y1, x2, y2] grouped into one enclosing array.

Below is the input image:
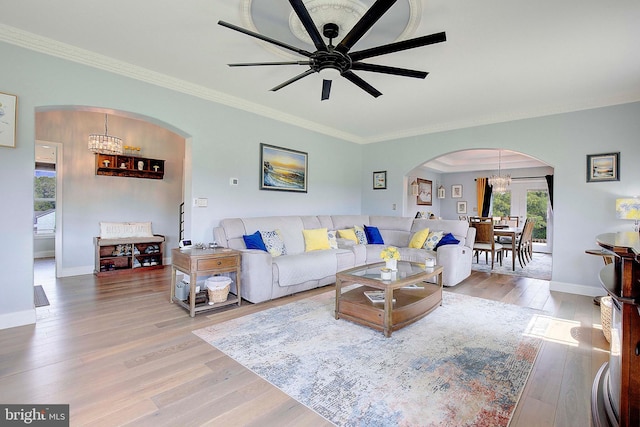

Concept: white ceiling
[[1, 0, 639, 145], [421, 149, 545, 173]]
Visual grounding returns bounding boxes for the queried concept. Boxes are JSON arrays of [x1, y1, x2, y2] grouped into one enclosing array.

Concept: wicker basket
[[601, 296, 612, 343], [205, 276, 232, 303]]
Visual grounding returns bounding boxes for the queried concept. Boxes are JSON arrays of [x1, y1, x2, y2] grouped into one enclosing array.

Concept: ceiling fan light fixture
[[319, 67, 341, 79]]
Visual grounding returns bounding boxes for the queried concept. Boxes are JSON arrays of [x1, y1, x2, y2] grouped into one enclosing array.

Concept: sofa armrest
[[238, 249, 274, 303], [466, 227, 476, 247]]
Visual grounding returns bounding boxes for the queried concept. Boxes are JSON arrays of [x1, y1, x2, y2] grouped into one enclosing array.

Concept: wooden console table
[[592, 232, 640, 427], [170, 247, 241, 317]]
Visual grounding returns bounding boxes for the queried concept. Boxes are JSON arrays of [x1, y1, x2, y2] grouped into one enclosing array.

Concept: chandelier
[[488, 150, 511, 194], [88, 114, 124, 155]]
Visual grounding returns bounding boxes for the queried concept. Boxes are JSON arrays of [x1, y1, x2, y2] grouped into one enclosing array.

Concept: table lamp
[[615, 197, 640, 232]]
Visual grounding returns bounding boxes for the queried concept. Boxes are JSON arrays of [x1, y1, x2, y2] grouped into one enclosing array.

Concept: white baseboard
[[34, 250, 55, 259], [550, 280, 606, 297], [59, 265, 94, 277], [0, 309, 36, 330]]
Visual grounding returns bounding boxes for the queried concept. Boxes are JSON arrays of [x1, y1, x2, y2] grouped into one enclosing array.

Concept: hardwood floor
[[1, 260, 608, 426]]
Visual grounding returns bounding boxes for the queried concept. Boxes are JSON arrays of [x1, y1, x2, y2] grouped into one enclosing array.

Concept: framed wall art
[[437, 185, 445, 199], [451, 184, 463, 198], [373, 171, 386, 189], [0, 91, 17, 148], [456, 201, 467, 214], [586, 152, 619, 182], [416, 178, 432, 206], [260, 143, 308, 192]]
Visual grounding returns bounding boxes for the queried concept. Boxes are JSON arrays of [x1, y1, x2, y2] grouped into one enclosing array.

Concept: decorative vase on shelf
[[385, 259, 397, 271]]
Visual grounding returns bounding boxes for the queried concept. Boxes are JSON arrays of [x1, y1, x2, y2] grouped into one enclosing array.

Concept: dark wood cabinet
[[95, 153, 165, 179], [592, 232, 640, 427]]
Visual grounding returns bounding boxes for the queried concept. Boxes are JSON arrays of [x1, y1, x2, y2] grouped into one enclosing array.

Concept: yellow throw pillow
[[338, 228, 358, 243], [302, 228, 331, 251], [409, 228, 430, 248]]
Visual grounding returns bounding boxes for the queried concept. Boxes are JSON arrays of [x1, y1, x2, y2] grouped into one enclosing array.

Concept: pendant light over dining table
[[88, 114, 124, 155], [488, 150, 511, 194]]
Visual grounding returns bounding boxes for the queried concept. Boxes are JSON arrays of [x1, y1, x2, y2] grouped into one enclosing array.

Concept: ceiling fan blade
[[351, 62, 428, 79], [270, 69, 316, 92], [336, 0, 398, 54], [321, 79, 332, 100], [341, 71, 382, 98], [218, 20, 313, 58], [229, 61, 311, 67], [289, 0, 328, 51], [349, 32, 446, 62]]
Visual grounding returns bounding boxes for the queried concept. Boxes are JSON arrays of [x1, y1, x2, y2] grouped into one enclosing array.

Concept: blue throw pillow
[[435, 232, 460, 250], [364, 225, 384, 244], [243, 231, 267, 251]]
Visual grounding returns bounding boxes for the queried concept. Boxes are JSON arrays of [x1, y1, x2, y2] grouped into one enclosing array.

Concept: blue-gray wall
[[1, 40, 639, 329]]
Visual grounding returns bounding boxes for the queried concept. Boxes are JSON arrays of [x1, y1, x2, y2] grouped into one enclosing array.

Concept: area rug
[[471, 252, 552, 280], [34, 285, 50, 307], [194, 291, 549, 426]]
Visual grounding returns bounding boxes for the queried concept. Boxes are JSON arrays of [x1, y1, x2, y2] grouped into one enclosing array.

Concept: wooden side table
[[170, 247, 241, 317]]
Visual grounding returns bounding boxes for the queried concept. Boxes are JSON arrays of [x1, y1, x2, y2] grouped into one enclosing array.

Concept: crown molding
[[0, 24, 363, 144]]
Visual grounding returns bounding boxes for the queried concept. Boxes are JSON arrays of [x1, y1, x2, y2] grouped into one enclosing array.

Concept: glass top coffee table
[[335, 261, 443, 337]]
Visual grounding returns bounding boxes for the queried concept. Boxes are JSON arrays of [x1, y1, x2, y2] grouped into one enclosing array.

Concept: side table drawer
[[197, 256, 238, 271]]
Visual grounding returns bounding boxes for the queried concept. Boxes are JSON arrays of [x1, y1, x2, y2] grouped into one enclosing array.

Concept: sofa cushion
[[260, 230, 287, 257], [272, 251, 338, 287], [364, 225, 384, 244], [243, 231, 267, 251], [435, 232, 460, 250], [354, 225, 368, 244], [423, 231, 444, 250], [409, 227, 430, 248], [338, 229, 358, 243], [302, 228, 331, 251], [327, 230, 338, 249]]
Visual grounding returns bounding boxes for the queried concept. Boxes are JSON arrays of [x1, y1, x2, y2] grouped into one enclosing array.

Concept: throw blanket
[[273, 251, 338, 287]]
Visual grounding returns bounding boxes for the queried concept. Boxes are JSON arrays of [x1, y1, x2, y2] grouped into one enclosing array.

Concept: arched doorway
[[34, 107, 189, 278], [405, 149, 554, 277]]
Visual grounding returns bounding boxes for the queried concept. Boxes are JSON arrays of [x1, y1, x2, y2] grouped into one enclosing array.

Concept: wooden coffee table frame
[[335, 261, 443, 337]]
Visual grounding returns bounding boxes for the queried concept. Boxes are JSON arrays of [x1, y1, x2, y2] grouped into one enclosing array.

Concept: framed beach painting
[[0, 92, 17, 148], [260, 143, 308, 192], [416, 178, 432, 206], [586, 152, 619, 182]]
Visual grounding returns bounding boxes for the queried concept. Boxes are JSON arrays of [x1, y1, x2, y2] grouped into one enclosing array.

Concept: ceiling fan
[[218, 0, 446, 100]]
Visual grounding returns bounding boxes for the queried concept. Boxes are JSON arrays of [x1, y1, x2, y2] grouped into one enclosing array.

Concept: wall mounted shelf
[[95, 153, 165, 180]]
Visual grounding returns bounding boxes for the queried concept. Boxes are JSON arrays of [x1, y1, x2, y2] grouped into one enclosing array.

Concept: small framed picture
[[456, 201, 467, 214], [373, 171, 386, 190], [437, 186, 445, 199], [0, 91, 18, 148], [451, 184, 463, 198], [416, 178, 432, 206], [586, 152, 619, 182]]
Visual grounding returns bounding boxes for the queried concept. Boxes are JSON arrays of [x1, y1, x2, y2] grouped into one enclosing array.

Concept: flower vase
[[385, 259, 397, 271]]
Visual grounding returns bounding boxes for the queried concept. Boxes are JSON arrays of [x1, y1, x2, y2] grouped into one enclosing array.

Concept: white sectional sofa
[[213, 215, 475, 304]]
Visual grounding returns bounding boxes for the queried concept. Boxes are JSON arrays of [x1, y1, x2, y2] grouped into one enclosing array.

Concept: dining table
[[493, 226, 523, 271]]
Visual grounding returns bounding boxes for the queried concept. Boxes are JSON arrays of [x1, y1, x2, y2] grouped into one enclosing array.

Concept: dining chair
[[470, 221, 503, 269], [503, 218, 534, 268]]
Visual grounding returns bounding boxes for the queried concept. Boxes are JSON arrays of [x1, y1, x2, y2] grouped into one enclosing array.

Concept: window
[[34, 165, 56, 235], [492, 191, 511, 217], [527, 190, 548, 242]]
